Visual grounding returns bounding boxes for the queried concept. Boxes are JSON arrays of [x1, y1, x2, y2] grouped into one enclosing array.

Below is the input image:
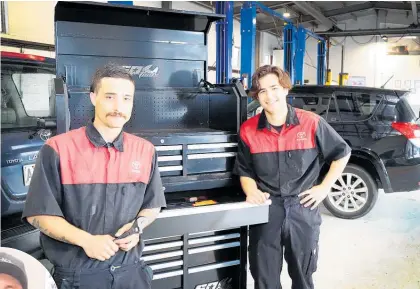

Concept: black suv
[[248, 85, 420, 219]]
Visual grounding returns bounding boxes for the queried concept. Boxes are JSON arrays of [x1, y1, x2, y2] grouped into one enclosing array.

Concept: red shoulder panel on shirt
[[48, 128, 155, 185], [241, 109, 320, 154], [239, 114, 260, 148]]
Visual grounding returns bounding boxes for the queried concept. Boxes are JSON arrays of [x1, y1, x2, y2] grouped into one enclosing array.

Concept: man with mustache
[[22, 63, 166, 289], [234, 65, 351, 289]]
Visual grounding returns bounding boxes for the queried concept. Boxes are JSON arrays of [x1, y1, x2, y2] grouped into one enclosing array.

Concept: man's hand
[[298, 185, 330, 210], [246, 190, 270, 204], [81, 235, 119, 261], [113, 222, 140, 252]]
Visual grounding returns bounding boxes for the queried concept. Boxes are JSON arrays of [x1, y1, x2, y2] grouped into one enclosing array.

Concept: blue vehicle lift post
[[240, 1, 327, 86], [283, 23, 297, 85], [294, 26, 306, 85], [240, 1, 257, 90], [317, 40, 327, 85], [216, 1, 234, 84], [294, 28, 327, 85]]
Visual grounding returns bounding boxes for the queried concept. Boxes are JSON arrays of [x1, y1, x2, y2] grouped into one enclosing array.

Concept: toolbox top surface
[[55, 1, 224, 33]]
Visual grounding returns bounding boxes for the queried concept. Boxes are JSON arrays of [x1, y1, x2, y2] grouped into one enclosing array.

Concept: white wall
[[259, 32, 282, 66], [0, 1, 55, 44], [329, 14, 419, 108], [260, 12, 420, 105], [309, 14, 419, 94]]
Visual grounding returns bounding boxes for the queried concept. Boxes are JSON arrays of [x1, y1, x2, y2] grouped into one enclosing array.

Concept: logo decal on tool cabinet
[[123, 65, 159, 78]]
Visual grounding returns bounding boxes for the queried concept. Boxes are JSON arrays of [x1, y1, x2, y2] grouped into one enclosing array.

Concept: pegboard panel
[[67, 88, 214, 131], [68, 92, 94, 129], [127, 88, 210, 131]]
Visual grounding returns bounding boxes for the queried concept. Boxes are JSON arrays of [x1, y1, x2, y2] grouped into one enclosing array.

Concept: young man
[[234, 65, 351, 289], [22, 63, 166, 289]]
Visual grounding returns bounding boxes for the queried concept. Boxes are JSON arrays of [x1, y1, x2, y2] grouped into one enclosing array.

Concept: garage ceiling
[[192, 1, 420, 36]]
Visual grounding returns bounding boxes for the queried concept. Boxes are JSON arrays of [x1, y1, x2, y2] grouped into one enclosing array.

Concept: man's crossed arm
[[26, 207, 162, 261]]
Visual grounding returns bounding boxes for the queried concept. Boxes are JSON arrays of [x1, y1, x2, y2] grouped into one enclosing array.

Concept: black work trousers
[[249, 197, 322, 289], [53, 261, 153, 289]]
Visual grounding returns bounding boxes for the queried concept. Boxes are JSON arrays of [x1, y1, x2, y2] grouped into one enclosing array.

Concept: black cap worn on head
[[0, 252, 28, 289]]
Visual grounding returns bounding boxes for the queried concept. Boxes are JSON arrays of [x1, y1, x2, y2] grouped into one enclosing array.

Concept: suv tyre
[[323, 164, 379, 219]]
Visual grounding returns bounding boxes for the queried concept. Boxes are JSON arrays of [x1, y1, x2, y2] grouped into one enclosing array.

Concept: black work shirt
[[234, 105, 351, 199], [22, 122, 167, 269]]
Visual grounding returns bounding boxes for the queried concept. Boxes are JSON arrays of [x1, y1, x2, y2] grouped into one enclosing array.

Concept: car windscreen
[[1, 63, 55, 129]]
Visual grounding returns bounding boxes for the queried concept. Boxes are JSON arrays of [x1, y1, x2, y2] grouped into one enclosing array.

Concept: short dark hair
[[249, 65, 293, 99], [90, 63, 135, 93]]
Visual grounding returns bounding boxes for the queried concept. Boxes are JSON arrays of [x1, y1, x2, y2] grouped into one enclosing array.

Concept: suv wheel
[[323, 164, 379, 219]]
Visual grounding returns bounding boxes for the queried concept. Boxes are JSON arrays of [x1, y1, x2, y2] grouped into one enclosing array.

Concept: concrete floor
[[246, 190, 420, 289]]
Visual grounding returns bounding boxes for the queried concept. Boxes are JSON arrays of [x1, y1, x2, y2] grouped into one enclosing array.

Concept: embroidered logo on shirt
[[131, 161, 141, 174], [297, 132, 307, 141]]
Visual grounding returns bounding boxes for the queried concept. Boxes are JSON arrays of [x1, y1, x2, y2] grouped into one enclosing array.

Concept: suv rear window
[[331, 91, 381, 122], [289, 90, 382, 122], [12, 72, 54, 117], [1, 63, 55, 129], [248, 88, 419, 124]]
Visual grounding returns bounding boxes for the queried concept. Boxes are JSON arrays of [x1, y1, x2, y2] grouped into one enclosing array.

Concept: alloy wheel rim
[[328, 173, 369, 213]]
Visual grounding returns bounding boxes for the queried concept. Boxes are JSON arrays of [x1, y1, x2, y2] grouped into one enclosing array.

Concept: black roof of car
[[247, 85, 411, 113], [290, 85, 409, 96]]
